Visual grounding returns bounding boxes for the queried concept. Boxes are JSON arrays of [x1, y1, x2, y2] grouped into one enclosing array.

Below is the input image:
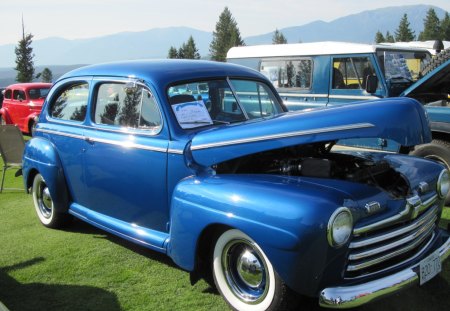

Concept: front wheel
[[212, 229, 293, 311], [32, 173, 71, 228]]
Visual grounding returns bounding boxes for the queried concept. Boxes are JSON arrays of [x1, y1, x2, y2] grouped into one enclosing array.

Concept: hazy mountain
[[0, 27, 213, 68], [245, 4, 447, 45], [0, 4, 447, 86]]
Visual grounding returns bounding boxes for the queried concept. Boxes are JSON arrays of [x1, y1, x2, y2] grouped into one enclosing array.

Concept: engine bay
[[214, 142, 409, 198]]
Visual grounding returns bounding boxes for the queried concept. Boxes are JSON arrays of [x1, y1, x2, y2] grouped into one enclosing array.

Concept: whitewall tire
[[213, 229, 289, 311]]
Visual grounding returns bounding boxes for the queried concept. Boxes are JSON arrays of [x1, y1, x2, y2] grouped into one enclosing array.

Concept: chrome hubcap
[[36, 178, 53, 219], [222, 239, 268, 304], [237, 250, 263, 288]]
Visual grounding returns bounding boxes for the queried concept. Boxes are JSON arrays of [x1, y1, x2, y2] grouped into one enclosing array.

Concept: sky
[[1, 0, 450, 46]]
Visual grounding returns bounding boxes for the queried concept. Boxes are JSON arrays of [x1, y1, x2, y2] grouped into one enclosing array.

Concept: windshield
[[377, 49, 431, 82], [168, 79, 284, 129]]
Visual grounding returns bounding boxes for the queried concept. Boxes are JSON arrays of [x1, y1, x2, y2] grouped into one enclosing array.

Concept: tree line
[[375, 7, 450, 43], [16, 6, 450, 83]]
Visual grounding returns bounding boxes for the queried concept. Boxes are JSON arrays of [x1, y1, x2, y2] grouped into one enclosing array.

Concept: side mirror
[[365, 75, 378, 94]]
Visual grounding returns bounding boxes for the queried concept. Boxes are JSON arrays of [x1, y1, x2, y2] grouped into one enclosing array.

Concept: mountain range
[[0, 4, 447, 86]]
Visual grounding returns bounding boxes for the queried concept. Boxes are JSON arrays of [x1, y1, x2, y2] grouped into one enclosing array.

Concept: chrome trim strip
[[319, 237, 450, 309], [353, 194, 438, 236], [350, 205, 438, 248], [191, 123, 375, 151], [348, 217, 436, 261], [37, 128, 84, 140], [347, 224, 435, 271], [278, 93, 328, 98], [86, 136, 168, 153], [36, 128, 171, 154], [329, 94, 380, 100], [168, 148, 184, 155]]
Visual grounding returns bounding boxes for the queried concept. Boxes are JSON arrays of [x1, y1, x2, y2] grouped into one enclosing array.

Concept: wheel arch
[[23, 137, 70, 213], [168, 174, 343, 296]]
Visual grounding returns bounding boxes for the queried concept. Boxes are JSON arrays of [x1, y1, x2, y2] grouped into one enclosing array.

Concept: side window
[[94, 83, 162, 132], [229, 79, 281, 119], [260, 58, 312, 90], [332, 57, 377, 90], [50, 82, 89, 121], [13, 90, 26, 100], [4, 89, 12, 99]]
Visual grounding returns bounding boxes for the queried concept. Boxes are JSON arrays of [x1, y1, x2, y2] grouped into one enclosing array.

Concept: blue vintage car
[[22, 59, 450, 310]]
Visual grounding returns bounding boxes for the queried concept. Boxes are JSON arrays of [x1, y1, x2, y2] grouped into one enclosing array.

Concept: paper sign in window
[[172, 101, 213, 129]]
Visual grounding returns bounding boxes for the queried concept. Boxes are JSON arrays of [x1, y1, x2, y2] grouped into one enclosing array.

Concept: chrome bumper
[[319, 236, 450, 309]]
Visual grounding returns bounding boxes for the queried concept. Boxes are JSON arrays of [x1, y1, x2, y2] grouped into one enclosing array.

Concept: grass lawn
[[0, 157, 449, 311]]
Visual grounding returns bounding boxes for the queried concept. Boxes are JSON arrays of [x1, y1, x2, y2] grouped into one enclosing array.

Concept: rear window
[[50, 82, 89, 122]]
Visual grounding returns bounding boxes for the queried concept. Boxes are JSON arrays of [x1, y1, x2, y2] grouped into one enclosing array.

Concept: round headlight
[[327, 207, 353, 248], [437, 169, 450, 199]]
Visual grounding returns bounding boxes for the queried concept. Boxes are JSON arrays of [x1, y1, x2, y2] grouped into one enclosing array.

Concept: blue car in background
[[22, 59, 450, 310]]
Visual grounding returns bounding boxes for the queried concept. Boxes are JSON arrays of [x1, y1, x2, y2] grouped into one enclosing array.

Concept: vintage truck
[[227, 41, 450, 203], [23, 60, 449, 310]]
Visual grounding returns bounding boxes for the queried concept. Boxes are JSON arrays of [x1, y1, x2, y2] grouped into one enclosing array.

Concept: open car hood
[[401, 58, 450, 98], [189, 98, 431, 167]]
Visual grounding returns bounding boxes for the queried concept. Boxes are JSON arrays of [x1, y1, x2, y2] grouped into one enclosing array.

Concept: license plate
[[419, 250, 442, 285]]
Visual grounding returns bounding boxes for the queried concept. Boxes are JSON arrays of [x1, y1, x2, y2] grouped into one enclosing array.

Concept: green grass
[[0, 159, 449, 311]]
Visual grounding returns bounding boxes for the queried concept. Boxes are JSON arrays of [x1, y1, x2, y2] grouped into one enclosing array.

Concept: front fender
[[23, 137, 69, 212], [168, 174, 351, 294], [0, 108, 12, 123]]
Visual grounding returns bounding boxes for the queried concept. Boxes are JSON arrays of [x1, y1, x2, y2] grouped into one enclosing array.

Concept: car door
[[11, 88, 28, 129], [81, 80, 169, 232], [328, 54, 382, 106]]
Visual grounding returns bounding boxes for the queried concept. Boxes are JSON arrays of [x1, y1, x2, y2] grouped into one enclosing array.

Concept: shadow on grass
[[0, 258, 121, 311], [64, 218, 178, 269]]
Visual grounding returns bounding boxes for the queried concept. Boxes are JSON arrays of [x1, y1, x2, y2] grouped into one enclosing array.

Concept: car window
[[13, 90, 26, 100], [168, 79, 283, 129], [94, 83, 162, 132], [4, 89, 12, 99], [50, 82, 89, 121], [28, 88, 50, 100], [332, 57, 378, 90], [260, 58, 313, 90]]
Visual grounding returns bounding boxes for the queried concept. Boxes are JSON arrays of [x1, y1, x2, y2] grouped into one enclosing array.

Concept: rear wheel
[[212, 229, 293, 311], [412, 139, 450, 204], [32, 173, 71, 228]]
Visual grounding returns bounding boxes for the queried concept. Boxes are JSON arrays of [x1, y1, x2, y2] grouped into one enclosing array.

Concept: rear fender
[[23, 137, 70, 212]]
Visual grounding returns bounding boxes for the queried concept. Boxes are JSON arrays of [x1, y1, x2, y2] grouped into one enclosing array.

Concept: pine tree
[[272, 29, 287, 44], [209, 7, 244, 62], [182, 36, 201, 59], [385, 31, 395, 43], [395, 14, 415, 42], [15, 19, 35, 83], [418, 8, 441, 40], [374, 31, 385, 43], [167, 46, 178, 59], [41, 68, 53, 83], [441, 12, 450, 41]]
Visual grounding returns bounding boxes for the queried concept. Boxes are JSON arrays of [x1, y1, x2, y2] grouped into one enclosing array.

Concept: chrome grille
[[345, 194, 439, 279]]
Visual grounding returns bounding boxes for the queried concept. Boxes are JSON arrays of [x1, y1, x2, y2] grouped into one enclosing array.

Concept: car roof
[[59, 59, 267, 87], [5, 83, 52, 90], [227, 41, 430, 59]]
